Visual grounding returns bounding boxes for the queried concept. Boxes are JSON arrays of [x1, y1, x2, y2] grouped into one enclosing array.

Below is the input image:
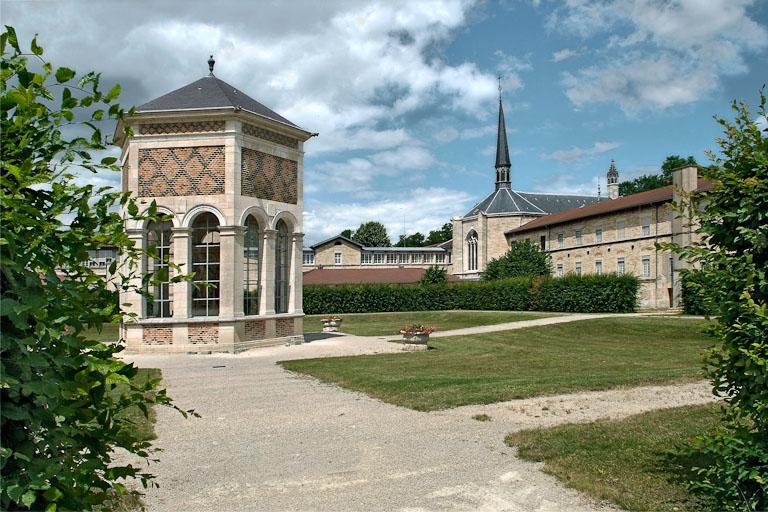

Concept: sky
[[5, 0, 767, 244]]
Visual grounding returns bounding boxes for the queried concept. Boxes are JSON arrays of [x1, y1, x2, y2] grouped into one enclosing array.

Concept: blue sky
[[6, 0, 767, 244]]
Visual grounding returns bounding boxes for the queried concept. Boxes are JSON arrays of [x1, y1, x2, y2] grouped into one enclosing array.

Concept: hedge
[[303, 274, 639, 314], [680, 269, 716, 316]]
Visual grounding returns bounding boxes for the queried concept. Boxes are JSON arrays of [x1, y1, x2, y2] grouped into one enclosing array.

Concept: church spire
[[495, 75, 511, 190]]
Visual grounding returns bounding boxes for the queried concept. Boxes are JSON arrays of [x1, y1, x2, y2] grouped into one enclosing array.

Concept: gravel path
[[124, 313, 716, 512]]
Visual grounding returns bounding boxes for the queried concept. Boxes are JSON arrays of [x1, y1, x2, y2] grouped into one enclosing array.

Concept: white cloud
[[542, 141, 620, 163], [461, 125, 497, 139], [550, 0, 768, 112], [303, 187, 473, 244], [551, 47, 585, 62], [434, 127, 460, 142]]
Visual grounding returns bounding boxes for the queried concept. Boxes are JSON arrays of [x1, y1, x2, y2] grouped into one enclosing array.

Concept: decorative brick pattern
[[241, 148, 297, 204], [276, 318, 295, 337], [141, 121, 225, 135], [243, 320, 266, 341], [189, 323, 219, 344], [242, 123, 298, 149], [143, 326, 173, 344], [139, 146, 225, 197]]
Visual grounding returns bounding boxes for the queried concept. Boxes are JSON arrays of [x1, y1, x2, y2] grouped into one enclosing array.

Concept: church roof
[[137, 75, 300, 128], [463, 188, 599, 217]]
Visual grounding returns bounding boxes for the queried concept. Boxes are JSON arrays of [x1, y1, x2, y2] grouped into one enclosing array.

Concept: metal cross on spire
[[208, 55, 215, 76]]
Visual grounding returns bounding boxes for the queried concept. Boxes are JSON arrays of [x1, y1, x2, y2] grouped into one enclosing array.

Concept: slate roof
[[303, 268, 459, 286], [495, 99, 510, 169], [137, 76, 300, 128], [463, 188, 599, 217], [505, 178, 713, 235]]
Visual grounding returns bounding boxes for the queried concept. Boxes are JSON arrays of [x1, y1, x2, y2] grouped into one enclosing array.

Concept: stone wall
[[188, 323, 219, 344], [313, 240, 361, 266], [241, 148, 298, 204], [138, 146, 225, 197]]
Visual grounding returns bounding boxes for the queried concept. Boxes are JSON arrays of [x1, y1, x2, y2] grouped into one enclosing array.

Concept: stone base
[[400, 343, 428, 352], [123, 314, 304, 354]]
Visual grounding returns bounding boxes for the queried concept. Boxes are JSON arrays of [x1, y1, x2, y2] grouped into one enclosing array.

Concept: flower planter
[[321, 319, 342, 333], [400, 332, 430, 344]]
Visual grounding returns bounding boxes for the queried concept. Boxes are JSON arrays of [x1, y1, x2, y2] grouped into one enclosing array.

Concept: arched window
[[467, 231, 478, 271], [191, 212, 220, 317], [274, 219, 291, 314], [243, 215, 261, 315], [146, 220, 173, 318]]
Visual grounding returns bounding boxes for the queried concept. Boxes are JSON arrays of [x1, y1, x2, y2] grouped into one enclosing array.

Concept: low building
[[505, 166, 709, 309], [304, 267, 458, 286], [302, 235, 452, 272]]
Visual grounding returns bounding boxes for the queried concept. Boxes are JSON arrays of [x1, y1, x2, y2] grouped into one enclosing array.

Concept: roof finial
[[207, 55, 215, 76], [497, 74, 502, 100]]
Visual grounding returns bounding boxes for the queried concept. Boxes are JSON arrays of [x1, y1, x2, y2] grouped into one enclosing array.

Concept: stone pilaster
[[289, 233, 304, 314], [219, 225, 245, 319], [170, 227, 191, 344], [260, 229, 277, 316]]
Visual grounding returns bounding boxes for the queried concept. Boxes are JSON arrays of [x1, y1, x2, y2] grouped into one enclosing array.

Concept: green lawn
[[115, 368, 162, 442], [303, 310, 561, 336], [505, 403, 721, 512], [280, 317, 713, 411]]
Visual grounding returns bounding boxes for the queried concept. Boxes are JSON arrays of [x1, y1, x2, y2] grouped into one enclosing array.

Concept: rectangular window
[[303, 252, 314, 265], [540, 235, 546, 251], [334, 252, 342, 265], [595, 260, 603, 275], [399, 253, 409, 264], [575, 230, 582, 246], [642, 217, 651, 236], [435, 253, 445, 263], [557, 233, 564, 248], [642, 256, 651, 277], [575, 261, 582, 276], [424, 253, 433, 263], [412, 253, 423, 264], [556, 263, 563, 277], [361, 253, 372, 264], [373, 253, 384, 264], [386, 253, 397, 264], [617, 220, 625, 240], [617, 257, 625, 275], [595, 227, 603, 243]]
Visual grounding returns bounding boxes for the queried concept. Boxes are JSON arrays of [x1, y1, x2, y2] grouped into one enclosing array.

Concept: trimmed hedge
[[680, 269, 716, 316], [534, 274, 639, 313], [303, 274, 639, 314]]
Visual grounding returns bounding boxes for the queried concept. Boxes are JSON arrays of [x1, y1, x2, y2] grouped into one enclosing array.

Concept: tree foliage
[[395, 232, 426, 247], [618, 155, 698, 196], [419, 265, 448, 285], [483, 240, 551, 280], [0, 28, 191, 511], [663, 92, 767, 511], [425, 222, 453, 246], [351, 221, 390, 247]]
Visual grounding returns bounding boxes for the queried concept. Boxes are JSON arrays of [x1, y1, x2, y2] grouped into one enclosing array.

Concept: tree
[[618, 154, 699, 196], [419, 265, 448, 285], [395, 232, 425, 247], [662, 92, 767, 510], [351, 221, 390, 247], [483, 240, 551, 280], [1, 28, 191, 511], [339, 228, 354, 239], [425, 222, 453, 246]]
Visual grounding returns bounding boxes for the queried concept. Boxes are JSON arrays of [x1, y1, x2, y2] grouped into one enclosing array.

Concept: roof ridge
[[511, 189, 545, 213]]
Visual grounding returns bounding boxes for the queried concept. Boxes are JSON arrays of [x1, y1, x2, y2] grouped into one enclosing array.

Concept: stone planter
[[400, 332, 430, 344], [321, 319, 342, 333]]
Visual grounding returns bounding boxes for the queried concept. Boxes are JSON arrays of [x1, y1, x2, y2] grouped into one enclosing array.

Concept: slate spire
[[495, 76, 511, 190]]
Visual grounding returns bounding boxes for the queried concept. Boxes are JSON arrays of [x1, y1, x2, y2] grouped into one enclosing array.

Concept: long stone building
[[116, 57, 314, 353]]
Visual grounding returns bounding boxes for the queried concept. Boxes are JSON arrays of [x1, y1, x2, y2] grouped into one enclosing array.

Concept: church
[[451, 94, 599, 279]]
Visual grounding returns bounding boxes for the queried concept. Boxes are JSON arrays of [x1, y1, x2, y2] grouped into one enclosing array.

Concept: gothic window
[[274, 220, 291, 314], [146, 220, 173, 318], [467, 231, 478, 271], [243, 215, 261, 316], [191, 213, 220, 317]]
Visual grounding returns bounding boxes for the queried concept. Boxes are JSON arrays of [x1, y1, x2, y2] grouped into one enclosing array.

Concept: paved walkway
[[124, 314, 714, 511]]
